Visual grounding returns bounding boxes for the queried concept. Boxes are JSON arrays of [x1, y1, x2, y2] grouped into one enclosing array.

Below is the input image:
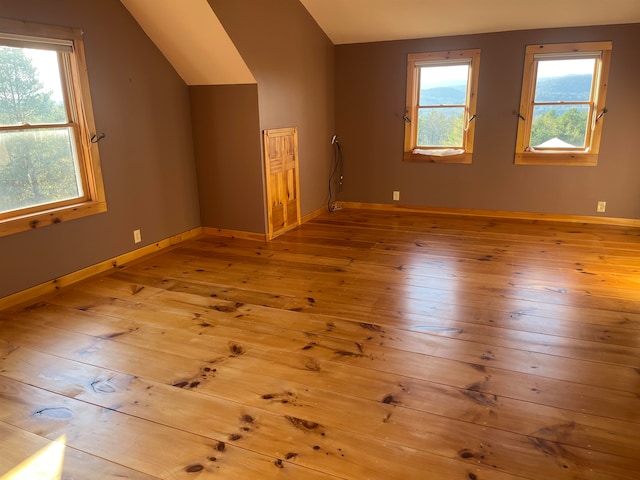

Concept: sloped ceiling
[[120, 0, 640, 85], [300, 0, 640, 44], [120, 0, 255, 85]]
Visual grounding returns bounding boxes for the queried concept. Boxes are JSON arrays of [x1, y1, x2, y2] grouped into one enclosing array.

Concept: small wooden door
[[263, 127, 301, 239]]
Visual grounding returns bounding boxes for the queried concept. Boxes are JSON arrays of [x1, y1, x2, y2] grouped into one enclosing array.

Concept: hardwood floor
[[1, 208, 639, 479]]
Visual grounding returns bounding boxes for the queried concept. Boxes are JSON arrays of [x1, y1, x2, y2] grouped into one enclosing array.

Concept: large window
[[0, 18, 106, 237], [515, 42, 612, 166], [404, 49, 480, 164]]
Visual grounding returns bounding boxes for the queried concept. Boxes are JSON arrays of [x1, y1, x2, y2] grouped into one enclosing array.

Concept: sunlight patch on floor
[[1, 435, 66, 480]]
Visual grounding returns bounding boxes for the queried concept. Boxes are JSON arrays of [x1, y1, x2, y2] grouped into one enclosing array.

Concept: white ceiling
[[121, 0, 640, 85], [299, 0, 640, 44]]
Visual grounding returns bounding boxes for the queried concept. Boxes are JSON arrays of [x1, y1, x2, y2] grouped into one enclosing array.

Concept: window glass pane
[[534, 58, 595, 103], [0, 127, 82, 213], [531, 105, 589, 148], [0, 45, 67, 126], [419, 64, 469, 106], [417, 107, 465, 147]]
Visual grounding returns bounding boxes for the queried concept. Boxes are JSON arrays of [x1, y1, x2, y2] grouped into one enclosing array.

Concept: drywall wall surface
[[208, 0, 336, 217], [190, 84, 265, 233], [335, 24, 640, 219], [0, 0, 200, 298]]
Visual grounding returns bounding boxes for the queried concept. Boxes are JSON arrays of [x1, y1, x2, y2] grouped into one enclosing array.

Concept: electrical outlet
[[596, 201, 606, 213], [393, 191, 400, 201], [133, 229, 142, 244]]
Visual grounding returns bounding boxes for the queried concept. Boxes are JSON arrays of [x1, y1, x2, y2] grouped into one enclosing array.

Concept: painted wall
[[335, 24, 640, 219], [190, 85, 264, 232], [209, 0, 336, 221], [0, 0, 200, 298]]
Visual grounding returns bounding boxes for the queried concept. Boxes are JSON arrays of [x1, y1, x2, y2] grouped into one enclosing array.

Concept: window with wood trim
[[515, 42, 612, 166], [0, 18, 106, 237], [404, 49, 480, 164]]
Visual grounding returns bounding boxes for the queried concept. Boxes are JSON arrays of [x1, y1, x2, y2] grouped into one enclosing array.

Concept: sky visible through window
[[419, 64, 469, 90], [536, 57, 595, 79], [25, 48, 64, 103]]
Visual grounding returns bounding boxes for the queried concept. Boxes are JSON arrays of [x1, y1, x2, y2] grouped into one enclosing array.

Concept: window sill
[[0, 200, 107, 237], [404, 151, 472, 164], [515, 152, 598, 166]]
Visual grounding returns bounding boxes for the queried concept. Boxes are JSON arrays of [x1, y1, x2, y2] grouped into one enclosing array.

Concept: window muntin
[[531, 56, 596, 150], [0, 18, 106, 236], [405, 49, 480, 164], [416, 63, 469, 148], [0, 45, 86, 214], [515, 42, 612, 166]]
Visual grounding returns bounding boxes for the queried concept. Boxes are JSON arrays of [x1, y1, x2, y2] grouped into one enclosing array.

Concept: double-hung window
[[404, 49, 480, 164], [0, 18, 106, 237], [515, 42, 612, 166]]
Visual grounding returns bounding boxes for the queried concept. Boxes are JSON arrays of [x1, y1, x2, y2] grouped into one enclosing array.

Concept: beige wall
[[336, 24, 640, 219], [0, 0, 201, 298], [209, 0, 336, 219]]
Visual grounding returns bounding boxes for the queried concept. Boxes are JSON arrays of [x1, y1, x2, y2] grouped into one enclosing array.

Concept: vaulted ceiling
[[120, 0, 640, 85], [299, 0, 640, 44], [120, 0, 255, 85]]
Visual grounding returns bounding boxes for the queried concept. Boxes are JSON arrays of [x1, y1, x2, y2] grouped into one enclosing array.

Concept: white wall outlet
[[393, 191, 400, 201], [596, 201, 606, 213], [133, 229, 142, 244]]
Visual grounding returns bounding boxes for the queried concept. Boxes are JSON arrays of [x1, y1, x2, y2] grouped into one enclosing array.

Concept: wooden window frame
[[0, 18, 106, 237], [514, 41, 612, 166], [404, 49, 480, 164]]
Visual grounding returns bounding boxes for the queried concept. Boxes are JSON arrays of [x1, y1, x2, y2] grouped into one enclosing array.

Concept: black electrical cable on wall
[[328, 135, 343, 212]]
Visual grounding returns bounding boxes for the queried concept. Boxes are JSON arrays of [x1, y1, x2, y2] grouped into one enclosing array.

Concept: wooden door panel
[[268, 137, 283, 175], [286, 201, 298, 226], [272, 203, 285, 230], [263, 128, 301, 239], [275, 174, 285, 230], [286, 168, 296, 201]]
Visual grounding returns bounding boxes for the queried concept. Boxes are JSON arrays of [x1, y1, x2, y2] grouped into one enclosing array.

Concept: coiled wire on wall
[[328, 135, 343, 212]]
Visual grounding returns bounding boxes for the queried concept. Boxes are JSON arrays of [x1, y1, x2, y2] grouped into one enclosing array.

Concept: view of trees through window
[[0, 45, 81, 215], [416, 64, 468, 148], [530, 58, 595, 148], [414, 58, 596, 151]]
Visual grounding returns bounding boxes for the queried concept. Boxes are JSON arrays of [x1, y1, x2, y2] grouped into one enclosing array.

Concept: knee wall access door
[[263, 127, 301, 239]]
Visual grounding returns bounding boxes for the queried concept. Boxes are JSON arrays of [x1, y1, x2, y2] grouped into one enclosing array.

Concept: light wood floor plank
[[0, 376, 345, 479], [0, 347, 531, 480], [114, 248, 640, 329], [49, 282, 640, 369], [39, 286, 640, 394], [104, 271, 640, 348], [0, 421, 159, 479], [1, 208, 639, 479]]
